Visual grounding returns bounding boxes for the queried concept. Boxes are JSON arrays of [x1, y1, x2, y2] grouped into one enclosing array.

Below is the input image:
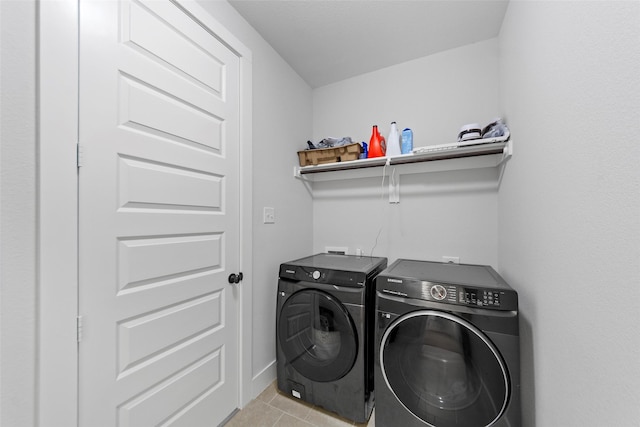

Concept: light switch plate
[[263, 207, 275, 224]]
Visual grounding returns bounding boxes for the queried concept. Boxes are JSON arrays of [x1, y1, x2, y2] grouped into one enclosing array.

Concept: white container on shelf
[[386, 121, 401, 157]]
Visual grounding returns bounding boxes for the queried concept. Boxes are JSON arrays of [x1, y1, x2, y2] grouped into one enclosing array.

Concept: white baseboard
[[251, 360, 277, 400]]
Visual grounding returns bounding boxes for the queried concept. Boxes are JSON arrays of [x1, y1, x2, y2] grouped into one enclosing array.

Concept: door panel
[[79, 0, 240, 425], [117, 156, 224, 212]]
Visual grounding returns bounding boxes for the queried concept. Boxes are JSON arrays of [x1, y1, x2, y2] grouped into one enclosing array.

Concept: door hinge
[[77, 143, 84, 168], [77, 315, 84, 343]]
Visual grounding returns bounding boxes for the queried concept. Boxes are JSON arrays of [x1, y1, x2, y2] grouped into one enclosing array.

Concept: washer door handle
[[228, 272, 243, 284]]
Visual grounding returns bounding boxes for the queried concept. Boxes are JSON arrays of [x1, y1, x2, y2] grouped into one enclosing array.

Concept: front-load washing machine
[[276, 253, 387, 423], [375, 259, 520, 427]]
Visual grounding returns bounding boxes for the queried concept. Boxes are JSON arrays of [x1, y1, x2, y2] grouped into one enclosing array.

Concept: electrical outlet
[[325, 246, 348, 255], [442, 256, 460, 264], [263, 207, 275, 224]]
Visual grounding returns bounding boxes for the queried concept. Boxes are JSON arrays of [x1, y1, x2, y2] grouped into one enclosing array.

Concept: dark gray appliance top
[[285, 253, 387, 273], [377, 259, 517, 310], [382, 259, 511, 289], [279, 253, 387, 287]]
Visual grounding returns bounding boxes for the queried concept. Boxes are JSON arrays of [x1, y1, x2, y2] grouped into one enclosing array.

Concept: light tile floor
[[224, 381, 375, 427]]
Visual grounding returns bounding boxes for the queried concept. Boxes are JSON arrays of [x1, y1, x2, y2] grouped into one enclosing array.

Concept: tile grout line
[[264, 399, 313, 426], [270, 412, 285, 427], [264, 392, 322, 427]]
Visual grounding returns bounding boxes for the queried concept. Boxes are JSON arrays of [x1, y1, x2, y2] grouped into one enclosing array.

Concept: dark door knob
[[228, 272, 243, 284]]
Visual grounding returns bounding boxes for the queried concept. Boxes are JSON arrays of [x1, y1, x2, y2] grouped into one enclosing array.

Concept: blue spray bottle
[[401, 128, 413, 154]]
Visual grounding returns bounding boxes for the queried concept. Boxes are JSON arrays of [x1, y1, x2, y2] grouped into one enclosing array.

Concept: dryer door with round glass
[[380, 310, 510, 427], [279, 289, 358, 382]]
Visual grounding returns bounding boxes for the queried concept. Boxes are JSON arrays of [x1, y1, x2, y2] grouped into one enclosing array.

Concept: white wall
[[313, 38, 501, 148], [0, 1, 38, 426], [498, 1, 640, 426], [312, 39, 502, 266], [196, 1, 314, 396]]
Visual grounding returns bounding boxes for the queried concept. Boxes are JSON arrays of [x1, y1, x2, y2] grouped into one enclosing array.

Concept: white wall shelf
[[294, 140, 512, 183]]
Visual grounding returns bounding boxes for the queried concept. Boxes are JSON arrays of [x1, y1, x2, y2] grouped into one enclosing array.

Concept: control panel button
[[312, 270, 321, 280], [430, 284, 447, 301]]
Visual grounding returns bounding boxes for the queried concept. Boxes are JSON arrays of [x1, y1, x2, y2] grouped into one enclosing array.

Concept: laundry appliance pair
[[276, 254, 521, 427]]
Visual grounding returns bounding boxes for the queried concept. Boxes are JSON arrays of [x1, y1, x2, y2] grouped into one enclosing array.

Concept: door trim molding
[[38, 1, 79, 425], [37, 1, 254, 424]]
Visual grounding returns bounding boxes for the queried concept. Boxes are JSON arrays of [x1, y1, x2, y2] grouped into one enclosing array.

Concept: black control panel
[[460, 288, 502, 308], [377, 278, 517, 311], [374, 259, 518, 311], [279, 265, 366, 287], [279, 257, 387, 288]]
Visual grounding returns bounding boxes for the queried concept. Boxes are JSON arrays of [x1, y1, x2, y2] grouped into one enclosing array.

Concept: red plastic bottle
[[368, 125, 386, 158]]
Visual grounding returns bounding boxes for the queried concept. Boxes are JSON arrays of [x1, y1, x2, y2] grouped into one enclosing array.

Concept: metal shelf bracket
[[497, 140, 513, 183]]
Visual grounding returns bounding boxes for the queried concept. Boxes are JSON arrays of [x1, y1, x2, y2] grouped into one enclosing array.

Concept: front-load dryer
[[375, 259, 520, 427], [276, 253, 387, 423]]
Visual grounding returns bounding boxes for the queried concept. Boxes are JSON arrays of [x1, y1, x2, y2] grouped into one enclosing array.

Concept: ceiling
[[228, 0, 510, 88]]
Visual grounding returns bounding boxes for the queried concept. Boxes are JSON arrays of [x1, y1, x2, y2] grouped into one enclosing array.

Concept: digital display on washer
[[460, 287, 502, 307]]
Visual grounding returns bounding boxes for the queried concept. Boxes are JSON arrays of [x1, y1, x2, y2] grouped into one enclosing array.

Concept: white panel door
[[78, 1, 240, 425]]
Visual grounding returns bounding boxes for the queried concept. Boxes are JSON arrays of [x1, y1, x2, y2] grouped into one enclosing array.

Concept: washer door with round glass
[[279, 289, 358, 382], [380, 310, 510, 427]]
